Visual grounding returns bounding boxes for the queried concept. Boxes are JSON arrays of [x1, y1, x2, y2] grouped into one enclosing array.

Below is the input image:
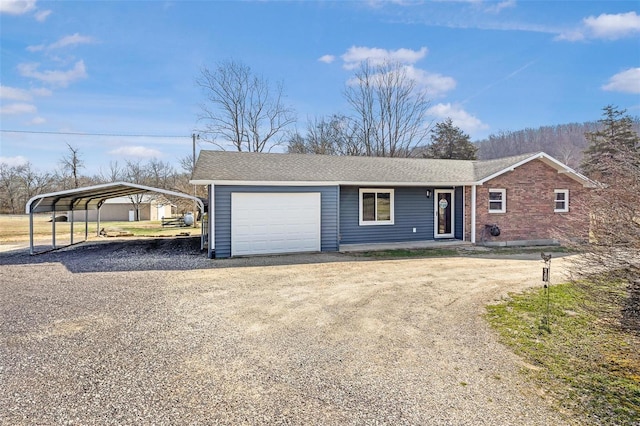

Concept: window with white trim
[[359, 188, 394, 225], [554, 189, 569, 212], [488, 189, 506, 213]]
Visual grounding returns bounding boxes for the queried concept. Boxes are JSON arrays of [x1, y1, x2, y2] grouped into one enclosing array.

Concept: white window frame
[[554, 189, 569, 213], [488, 189, 506, 213], [359, 188, 395, 226]]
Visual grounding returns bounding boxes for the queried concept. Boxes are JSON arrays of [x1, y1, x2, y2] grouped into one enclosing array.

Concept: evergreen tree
[[424, 118, 477, 160], [581, 105, 640, 178]]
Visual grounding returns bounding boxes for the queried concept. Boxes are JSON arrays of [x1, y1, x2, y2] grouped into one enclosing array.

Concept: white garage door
[[231, 192, 321, 256]]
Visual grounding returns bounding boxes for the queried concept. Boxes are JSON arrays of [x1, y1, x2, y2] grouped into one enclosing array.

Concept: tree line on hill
[[475, 118, 640, 169]]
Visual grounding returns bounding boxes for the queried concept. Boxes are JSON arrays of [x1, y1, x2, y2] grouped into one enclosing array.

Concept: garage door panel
[[231, 192, 321, 256]]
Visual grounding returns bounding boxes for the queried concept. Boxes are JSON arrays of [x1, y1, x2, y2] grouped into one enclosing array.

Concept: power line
[[0, 129, 190, 138]]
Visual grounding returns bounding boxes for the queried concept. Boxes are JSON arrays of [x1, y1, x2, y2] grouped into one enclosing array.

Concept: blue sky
[[1, 0, 639, 176]]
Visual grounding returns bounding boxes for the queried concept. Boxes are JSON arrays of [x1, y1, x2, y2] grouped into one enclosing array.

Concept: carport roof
[[26, 182, 204, 213]]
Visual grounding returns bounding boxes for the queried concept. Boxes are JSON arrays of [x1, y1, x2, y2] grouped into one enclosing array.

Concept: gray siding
[[339, 186, 465, 245], [213, 185, 339, 258]]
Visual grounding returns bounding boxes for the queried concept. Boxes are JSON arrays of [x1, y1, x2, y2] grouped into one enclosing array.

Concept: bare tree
[[286, 114, 363, 156], [344, 61, 432, 157], [179, 154, 195, 175], [565, 106, 640, 329], [123, 160, 150, 221], [59, 143, 84, 188], [197, 60, 296, 152], [0, 163, 23, 214], [146, 158, 175, 189], [98, 161, 124, 183], [18, 162, 53, 202]]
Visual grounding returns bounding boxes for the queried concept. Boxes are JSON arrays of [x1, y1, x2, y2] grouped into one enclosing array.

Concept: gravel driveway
[[0, 238, 577, 425]]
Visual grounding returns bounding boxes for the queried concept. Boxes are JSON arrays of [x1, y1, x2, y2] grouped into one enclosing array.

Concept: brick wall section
[[465, 159, 590, 244]]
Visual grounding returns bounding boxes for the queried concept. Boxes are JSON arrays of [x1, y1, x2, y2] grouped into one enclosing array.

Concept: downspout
[[462, 186, 465, 242], [471, 184, 477, 244], [209, 184, 215, 258]]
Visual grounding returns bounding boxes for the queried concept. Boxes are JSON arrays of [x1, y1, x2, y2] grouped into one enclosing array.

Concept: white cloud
[[318, 54, 335, 64], [558, 11, 640, 41], [27, 33, 94, 52], [0, 102, 37, 114], [554, 30, 584, 42], [427, 103, 489, 136], [602, 68, 640, 94], [49, 33, 94, 49], [34, 8, 51, 22], [26, 44, 45, 52], [485, 0, 516, 14], [109, 146, 163, 159], [0, 156, 29, 167], [346, 64, 457, 97], [31, 87, 52, 97], [0, 85, 32, 101], [0, 0, 37, 15], [584, 11, 640, 40], [404, 66, 456, 96], [28, 116, 46, 125], [337, 45, 456, 96], [341, 46, 428, 70], [0, 85, 52, 101], [18, 60, 88, 87]]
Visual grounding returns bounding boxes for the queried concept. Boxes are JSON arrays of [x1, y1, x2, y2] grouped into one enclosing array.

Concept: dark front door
[[434, 190, 454, 238]]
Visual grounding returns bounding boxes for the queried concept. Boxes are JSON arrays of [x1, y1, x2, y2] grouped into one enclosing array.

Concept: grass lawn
[[486, 281, 640, 424], [0, 214, 200, 243]]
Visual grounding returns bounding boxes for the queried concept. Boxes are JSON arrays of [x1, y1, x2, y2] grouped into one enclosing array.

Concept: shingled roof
[[191, 150, 592, 186]]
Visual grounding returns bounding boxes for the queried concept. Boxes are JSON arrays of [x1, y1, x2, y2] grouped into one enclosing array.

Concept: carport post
[[51, 209, 56, 249], [97, 207, 101, 236], [85, 210, 89, 241], [70, 207, 74, 245], [29, 211, 34, 255]]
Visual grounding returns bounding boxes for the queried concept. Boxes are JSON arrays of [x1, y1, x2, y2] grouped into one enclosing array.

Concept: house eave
[[476, 152, 596, 188], [190, 179, 476, 187]]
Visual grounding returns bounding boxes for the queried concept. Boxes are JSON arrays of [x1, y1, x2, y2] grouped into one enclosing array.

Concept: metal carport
[[25, 182, 205, 255]]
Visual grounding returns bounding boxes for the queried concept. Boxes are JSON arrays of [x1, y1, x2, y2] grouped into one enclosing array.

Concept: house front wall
[[339, 186, 464, 245], [213, 185, 339, 258], [466, 159, 589, 245]]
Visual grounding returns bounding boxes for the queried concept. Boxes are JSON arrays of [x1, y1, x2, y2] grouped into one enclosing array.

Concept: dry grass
[[0, 214, 199, 244]]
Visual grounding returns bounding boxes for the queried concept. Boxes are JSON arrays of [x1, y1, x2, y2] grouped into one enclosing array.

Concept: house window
[[359, 188, 394, 225], [488, 189, 506, 213], [554, 189, 569, 212]]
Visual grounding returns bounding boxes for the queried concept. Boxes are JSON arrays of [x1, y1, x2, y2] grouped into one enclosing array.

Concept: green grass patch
[[355, 245, 575, 259], [103, 221, 195, 237], [470, 245, 577, 256], [486, 281, 640, 424], [356, 248, 460, 258]]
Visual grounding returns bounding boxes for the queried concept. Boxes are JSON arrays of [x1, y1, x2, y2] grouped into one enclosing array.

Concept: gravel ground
[[0, 238, 578, 425]]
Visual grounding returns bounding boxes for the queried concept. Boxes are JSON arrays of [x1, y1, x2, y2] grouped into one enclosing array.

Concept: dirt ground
[[0, 239, 578, 425]]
